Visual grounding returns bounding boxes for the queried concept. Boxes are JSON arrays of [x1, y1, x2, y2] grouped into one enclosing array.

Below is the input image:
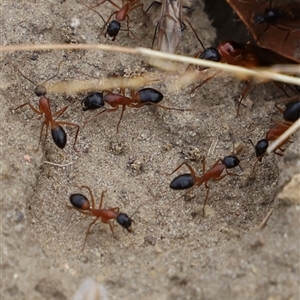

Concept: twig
[[44, 161, 73, 167], [267, 119, 300, 155], [1, 44, 300, 86]]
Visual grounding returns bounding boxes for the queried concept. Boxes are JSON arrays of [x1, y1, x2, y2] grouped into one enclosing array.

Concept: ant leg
[[103, 220, 117, 239], [151, 22, 160, 49], [202, 157, 223, 174], [55, 121, 80, 151], [274, 25, 292, 51], [13, 102, 42, 115], [52, 106, 69, 120], [110, 207, 120, 213], [82, 217, 100, 251], [202, 156, 206, 173], [225, 169, 240, 176], [83, 109, 107, 128], [116, 105, 126, 133], [273, 150, 284, 156], [202, 183, 210, 216], [167, 162, 197, 181], [274, 96, 300, 113], [106, 0, 121, 10], [98, 190, 107, 210], [102, 11, 118, 32], [78, 0, 106, 24], [66, 205, 92, 216], [134, 102, 191, 112], [38, 122, 47, 150], [80, 186, 96, 209], [89, 0, 108, 8], [191, 71, 222, 94], [255, 24, 270, 43], [236, 80, 251, 116]]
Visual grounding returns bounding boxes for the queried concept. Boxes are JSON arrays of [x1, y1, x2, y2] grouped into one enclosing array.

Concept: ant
[[82, 87, 190, 132], [68, 186, 134, 251], [250, 121, 292, 170], [252, 0, 300, 44], [78, 0, 143, 41], [10, 59, 80, 150], [186, 22, 259, 114], [250, 96, 300, 168], [168, 155, 241, 215], [187, 22, 297, 114]]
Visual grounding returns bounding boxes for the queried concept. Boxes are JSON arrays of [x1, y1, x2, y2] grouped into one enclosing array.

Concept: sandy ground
[[1, 0, 299, 299]]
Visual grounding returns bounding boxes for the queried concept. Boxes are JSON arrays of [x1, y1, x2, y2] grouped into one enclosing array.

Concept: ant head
[[218, 41, 245, 63], [254, 139, 269, 159], [252, 13, 265, 24], [105, 20, 121, 41], [116, 213, 134, 232], [81, 92, 104, 111], [70, 194, 90, 210], [34, 85, 47, 97], [222, 155, 240, 169], [199, 47, 222, 62]]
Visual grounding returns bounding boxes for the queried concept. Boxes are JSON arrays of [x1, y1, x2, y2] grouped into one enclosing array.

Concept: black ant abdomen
[[51, 126, 67, 149], [170, 173, 195, 190], [81, 92, 104, 111], [222, 155, 240, 169], [199, 47, 222, 62], [116, 213, 134, 232], [284, 100, 300, 122], [105, 20, 121, 41], [136, 88, 164, 104], [69, 193, 90, 210]]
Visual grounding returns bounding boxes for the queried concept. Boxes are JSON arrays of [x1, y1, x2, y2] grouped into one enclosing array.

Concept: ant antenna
[[185, 19, 206, 51], [8, 56, 66, 88], [71, 66, 101, 80], [41, 56, 67, 86], [78, 0, 106, 25]]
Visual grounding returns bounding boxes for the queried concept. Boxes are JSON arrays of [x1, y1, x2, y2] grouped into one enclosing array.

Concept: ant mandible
[[68, 186, 134, 251], [168, 155, 241, 215], [10, 59, 80, 150], [82, 87, 190, 132], [79, 0, 143, 41]]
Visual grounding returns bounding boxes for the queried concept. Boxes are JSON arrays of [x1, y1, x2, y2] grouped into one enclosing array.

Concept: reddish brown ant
[[168, 155, 241, 215], [82, 87, 190, 132], [68, 186, 134, 251], [250, 121, 292, 170], [250, 96, 300, 169], [10, 59, 80, 150], [187, 23, 297, 114], [78, 0, 143, 41]]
